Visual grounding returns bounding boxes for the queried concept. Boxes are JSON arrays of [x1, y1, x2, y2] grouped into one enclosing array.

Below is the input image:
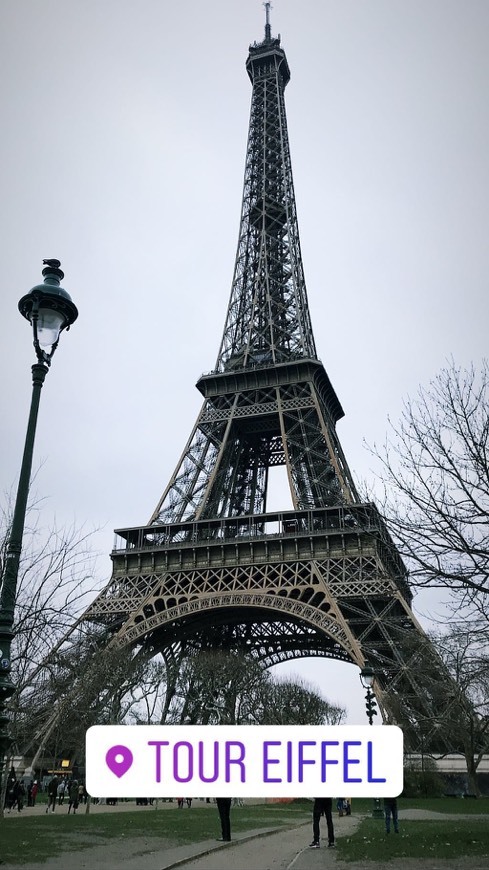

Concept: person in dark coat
[[216, 798, 232, 841], [384, 797, 399, 833], [13, 780, 25, 812], [46, 775, 59, 813], [309, 797, 335, 848], [5, 769, 16, 812], [67, 779, 79, 814]]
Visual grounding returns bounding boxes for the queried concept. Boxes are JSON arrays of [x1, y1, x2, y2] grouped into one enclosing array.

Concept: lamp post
[[0, 260, 78, 807], [360, 663, 377, 725], [359, 662, 384, 818]]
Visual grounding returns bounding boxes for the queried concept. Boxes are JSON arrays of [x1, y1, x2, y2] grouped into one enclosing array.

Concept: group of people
[[4, 770, 39, 812], [5, 778, 26, 813], [5, 779, 25, 813], [46, 775, 86, 814]]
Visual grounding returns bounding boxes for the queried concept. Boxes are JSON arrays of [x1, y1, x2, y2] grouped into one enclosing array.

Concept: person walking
[[309, 797, 335, 849], [46, 775, 59, 813], [57, 779, 66, 805], [31, 781, 39, 806], [216, 798, 232, 842], [13, 780, 25, 812], [5, 770, 16, 812], [67, 779, 79, 814], [384, 797, 399, 834]]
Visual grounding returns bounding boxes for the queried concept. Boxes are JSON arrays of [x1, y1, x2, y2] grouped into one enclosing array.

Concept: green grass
[[2, 798, 489, 866], [337, 813, 489, 863], [0, 802, 310, 865]]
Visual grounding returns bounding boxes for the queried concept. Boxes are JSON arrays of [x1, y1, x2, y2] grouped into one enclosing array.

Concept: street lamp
[[0, 260, 78, 806], [360, 663, 378, 725], [359, 662, 384, 818]]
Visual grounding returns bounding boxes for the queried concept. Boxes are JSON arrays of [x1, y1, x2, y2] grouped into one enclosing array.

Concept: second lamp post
[[359, 663, 384, 818], [360, 662, 378, 725]]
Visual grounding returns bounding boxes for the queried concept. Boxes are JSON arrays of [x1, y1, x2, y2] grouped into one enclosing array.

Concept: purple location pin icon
[[106, 744, 133, 778]]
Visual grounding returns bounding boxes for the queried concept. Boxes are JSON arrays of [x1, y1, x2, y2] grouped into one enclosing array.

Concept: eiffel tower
[[83, 8, 456, 748]]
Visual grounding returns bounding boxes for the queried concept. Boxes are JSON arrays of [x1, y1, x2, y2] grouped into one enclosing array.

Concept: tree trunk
[[464, 752, 481, 797]]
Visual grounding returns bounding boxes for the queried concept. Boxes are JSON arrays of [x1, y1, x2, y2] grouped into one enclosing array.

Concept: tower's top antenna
[[264, 1, 272, 42]]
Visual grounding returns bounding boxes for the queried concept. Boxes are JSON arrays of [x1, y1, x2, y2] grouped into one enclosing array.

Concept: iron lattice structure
[[83, 17, 462, 750]]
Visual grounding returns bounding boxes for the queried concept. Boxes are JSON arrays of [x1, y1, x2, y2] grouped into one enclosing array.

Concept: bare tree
[[0, 491, 104, 692], [431, 625, 489, 796], [17, 633, 159, 770], [254, 676, 345, 726], [162, 650, 266, 725], [371, 360, 489, 602], [0, 493, 108, 778], [159, 650, 345, 726], [367, 361, 489, 793]]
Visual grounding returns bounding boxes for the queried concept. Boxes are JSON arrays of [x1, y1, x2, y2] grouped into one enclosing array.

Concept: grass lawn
[[337, 802, 489, 863], [0, 801, 310, 865], [1, 798, 488, 866]]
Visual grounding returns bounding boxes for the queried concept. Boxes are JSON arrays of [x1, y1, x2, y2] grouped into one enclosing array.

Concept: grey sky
[[1, 0, 488, 724]]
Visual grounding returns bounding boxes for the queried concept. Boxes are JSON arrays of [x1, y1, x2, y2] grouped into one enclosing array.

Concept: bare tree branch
[[369, 359, 489, 599]]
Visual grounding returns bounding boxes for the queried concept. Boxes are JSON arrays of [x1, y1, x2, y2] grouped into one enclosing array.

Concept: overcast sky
[[1, 0, 488, 724]]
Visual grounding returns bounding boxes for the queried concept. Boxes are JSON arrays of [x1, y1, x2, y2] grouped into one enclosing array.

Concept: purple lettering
[[148, 741, 169, 783], [298, 742, 316, 783], [286, 740, 293, 783], [225, 741, 246, 783], [343, 741, 362, 783], [320, 741, 339, 782], [198, 740, 219, 783], [367, 740, 386, 783], [174, 741, 193, 783], [263, 741, 282, 783]]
